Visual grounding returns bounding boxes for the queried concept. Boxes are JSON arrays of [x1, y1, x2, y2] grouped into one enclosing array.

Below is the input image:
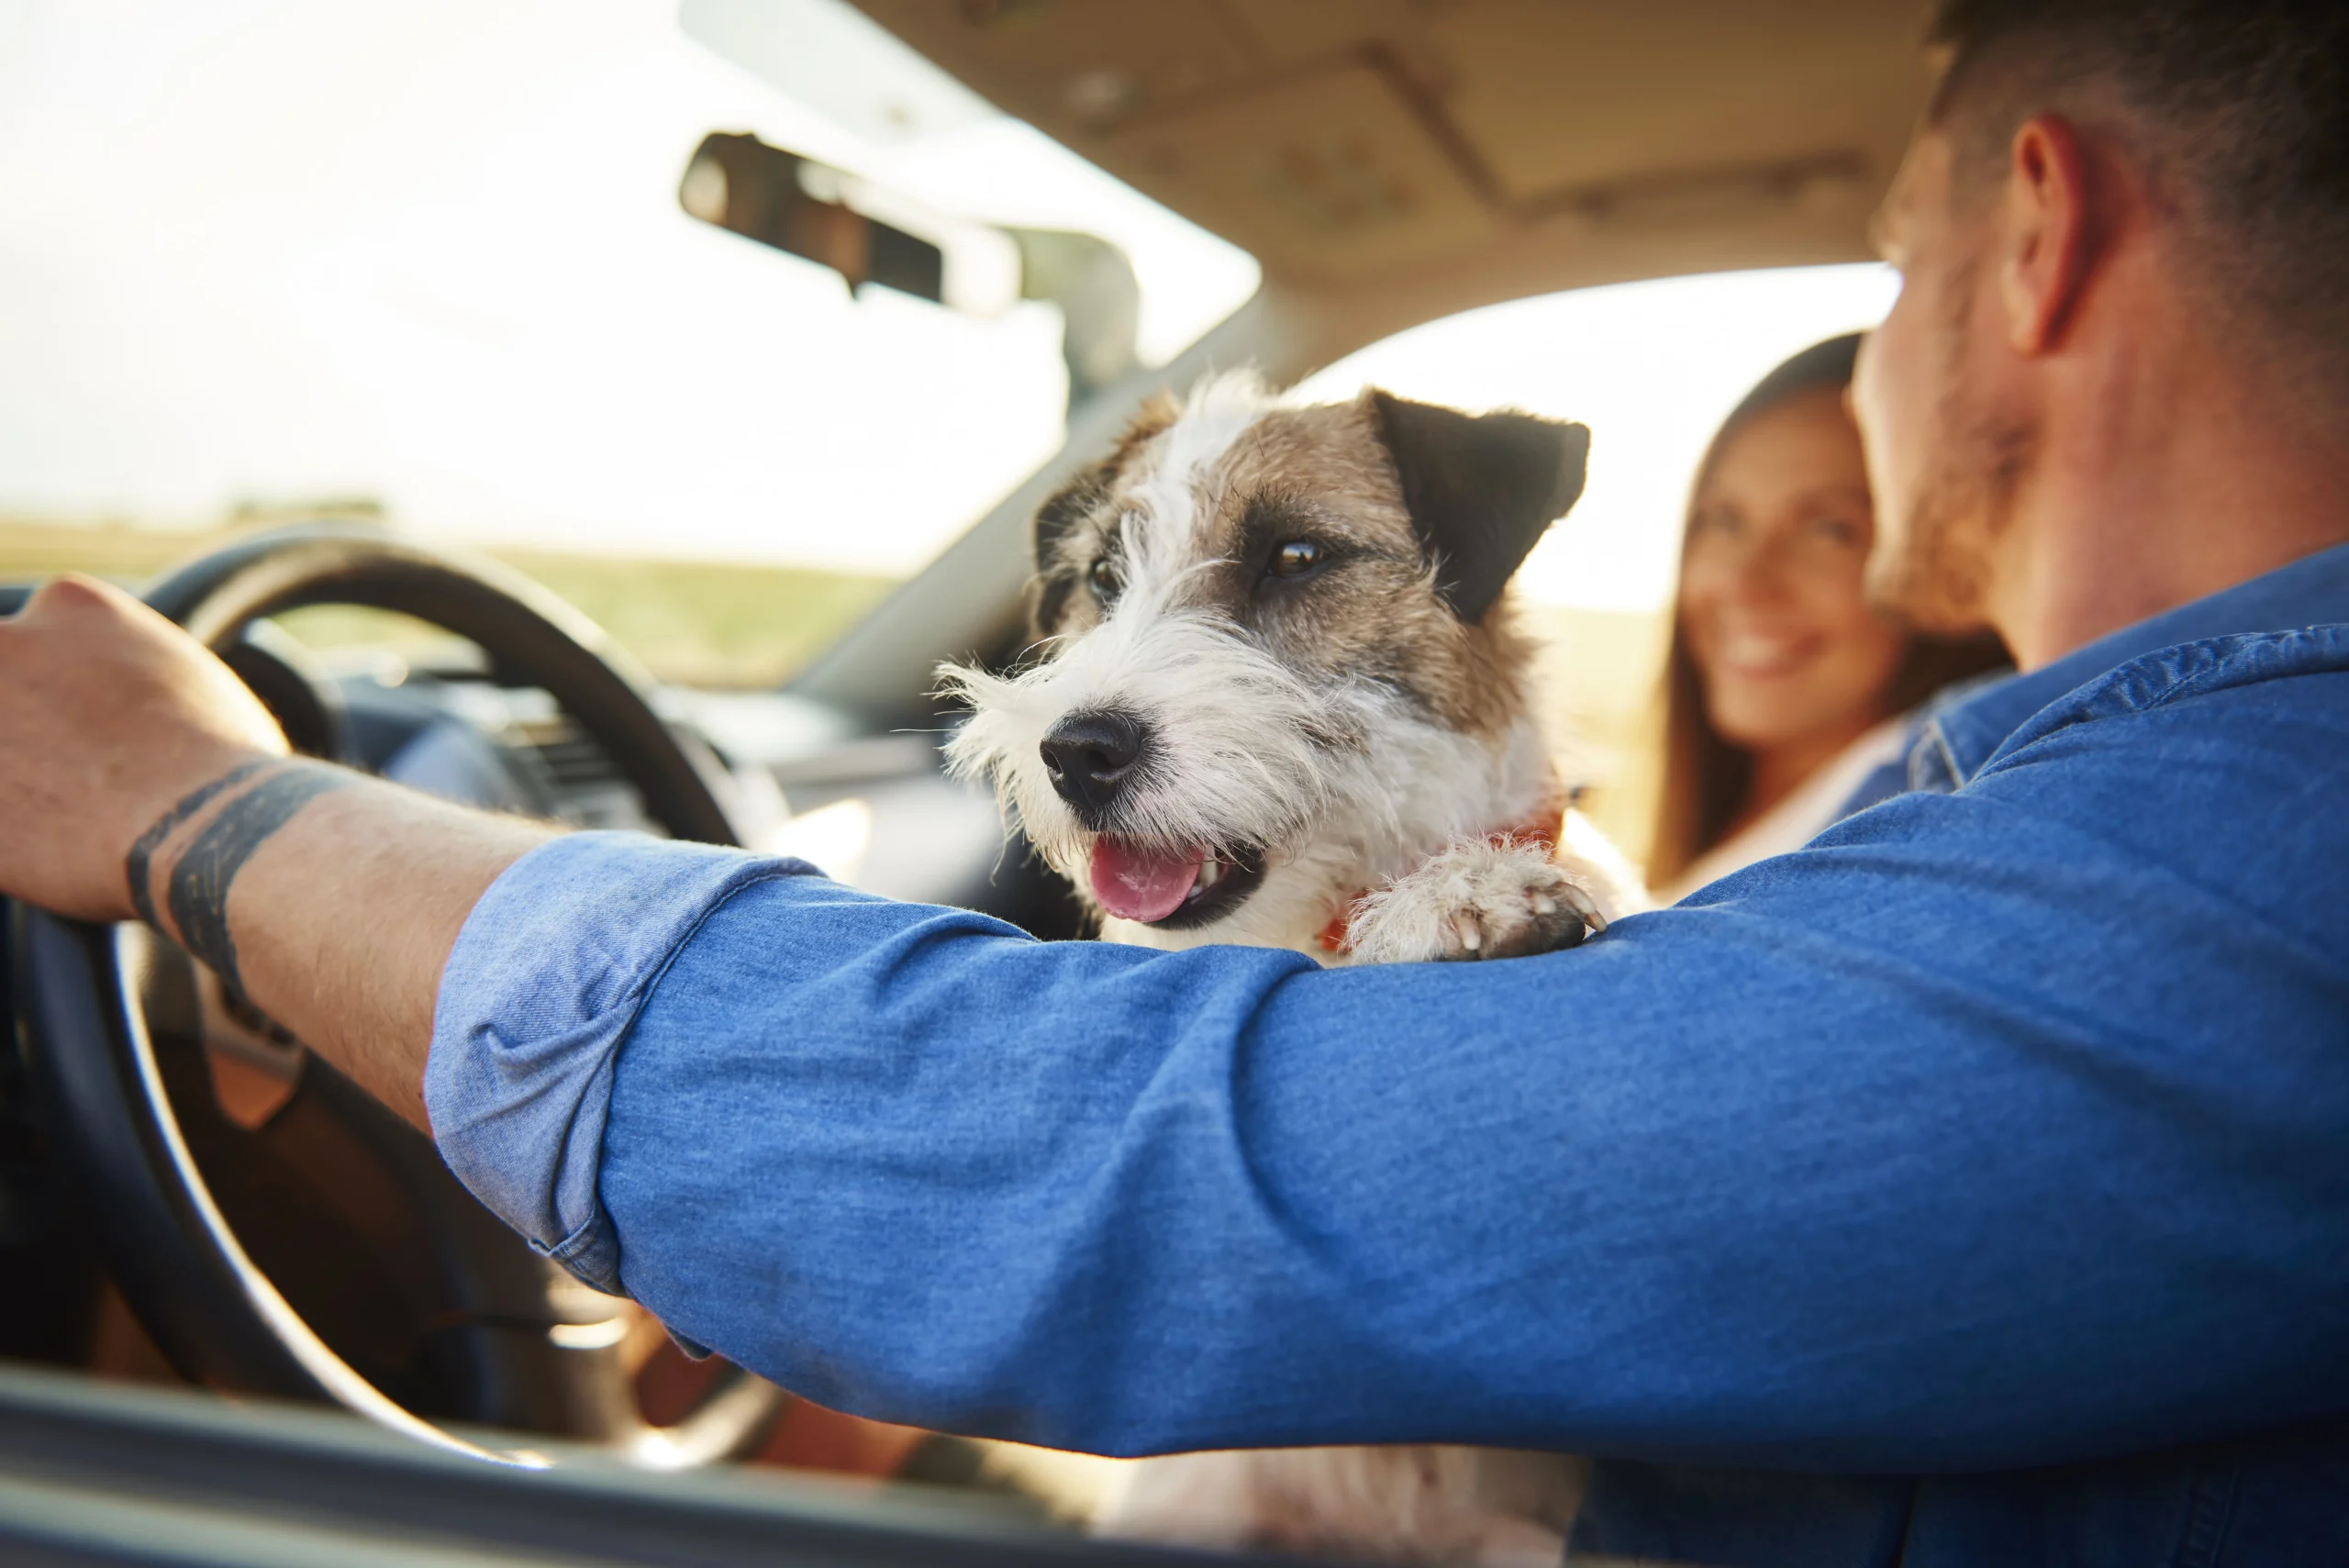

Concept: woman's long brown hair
[[1644, 334, 2009, 889]]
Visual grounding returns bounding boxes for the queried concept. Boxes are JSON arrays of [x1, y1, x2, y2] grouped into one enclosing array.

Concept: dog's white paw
[[1345, 840, 1609, 965]]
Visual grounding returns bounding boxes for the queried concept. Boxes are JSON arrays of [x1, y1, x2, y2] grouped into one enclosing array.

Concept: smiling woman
[[1649, 335, 2008, 899]]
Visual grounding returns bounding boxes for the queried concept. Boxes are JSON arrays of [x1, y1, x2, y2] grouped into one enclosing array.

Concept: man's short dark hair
[[1926, 0, 2349, 384]]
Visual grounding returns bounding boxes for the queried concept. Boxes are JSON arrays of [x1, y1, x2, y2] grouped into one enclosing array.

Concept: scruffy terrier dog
[[940, 373, 1642, 1565]]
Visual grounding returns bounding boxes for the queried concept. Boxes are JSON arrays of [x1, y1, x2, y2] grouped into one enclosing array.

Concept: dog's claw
[[1451, 910, 1483, 952]]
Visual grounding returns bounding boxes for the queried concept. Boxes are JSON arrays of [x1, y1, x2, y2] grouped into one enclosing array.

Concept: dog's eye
[[1266, 539, 1328, 581], [1088, 557, 1122, 604]]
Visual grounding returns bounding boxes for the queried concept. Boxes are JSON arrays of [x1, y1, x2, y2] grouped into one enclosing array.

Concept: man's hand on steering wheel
[[0, 573, 287, 923], [1, 571, 554, 1127]]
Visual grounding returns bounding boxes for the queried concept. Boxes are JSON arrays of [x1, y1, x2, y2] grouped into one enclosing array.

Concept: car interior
[[0, 2, 1934, 1562]]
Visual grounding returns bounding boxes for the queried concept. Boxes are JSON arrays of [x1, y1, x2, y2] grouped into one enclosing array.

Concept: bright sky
[[0, 0, 1900, 609]]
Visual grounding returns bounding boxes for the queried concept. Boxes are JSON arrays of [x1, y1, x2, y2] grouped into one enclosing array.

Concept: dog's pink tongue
[[1090, 838, 1201, 923]]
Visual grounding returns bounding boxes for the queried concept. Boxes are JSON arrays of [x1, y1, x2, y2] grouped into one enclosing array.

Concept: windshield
[[0, 0, 1258, 685]]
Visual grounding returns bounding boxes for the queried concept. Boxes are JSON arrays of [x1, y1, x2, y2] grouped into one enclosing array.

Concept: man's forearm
[[134, 757, 553, 1127]]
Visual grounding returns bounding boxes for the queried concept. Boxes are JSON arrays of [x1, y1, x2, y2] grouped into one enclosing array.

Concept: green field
[[0, 519, 896, 689]]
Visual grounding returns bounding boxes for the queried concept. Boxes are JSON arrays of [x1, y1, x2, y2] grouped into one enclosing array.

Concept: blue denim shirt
[[427, 544, 2349, 1567]]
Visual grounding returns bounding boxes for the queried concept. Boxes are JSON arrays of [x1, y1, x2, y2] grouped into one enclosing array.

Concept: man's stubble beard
[[1867, 256, 2035, 636]]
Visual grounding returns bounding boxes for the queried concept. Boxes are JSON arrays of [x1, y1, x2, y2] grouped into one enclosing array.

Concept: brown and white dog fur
[[939, 373, 1645, 1564]]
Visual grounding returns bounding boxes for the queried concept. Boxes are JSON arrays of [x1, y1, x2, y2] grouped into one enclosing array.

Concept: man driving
[[3, 0, 2344, 1561]]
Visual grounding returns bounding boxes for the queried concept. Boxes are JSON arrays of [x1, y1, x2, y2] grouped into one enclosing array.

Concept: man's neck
[[1988, 347, 2349, 671]]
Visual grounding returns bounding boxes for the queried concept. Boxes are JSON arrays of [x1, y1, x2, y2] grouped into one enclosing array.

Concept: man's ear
[[1998, 115, 2096, 355], [1367, 390, 1591, 622]]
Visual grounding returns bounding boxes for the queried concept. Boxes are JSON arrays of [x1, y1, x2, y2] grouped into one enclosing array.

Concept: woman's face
[[1679, 388, 1909, 751]]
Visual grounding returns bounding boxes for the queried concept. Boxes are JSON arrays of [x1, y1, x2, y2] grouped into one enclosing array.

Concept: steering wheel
[[11, 528, 785, 1468]]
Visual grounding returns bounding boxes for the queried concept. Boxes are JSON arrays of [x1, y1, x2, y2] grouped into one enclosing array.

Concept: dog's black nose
[[1041, 711, 1146, 813]]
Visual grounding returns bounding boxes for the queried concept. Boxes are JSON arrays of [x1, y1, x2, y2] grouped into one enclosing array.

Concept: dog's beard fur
[[939, 373, 1564, 957], [941, 624, 1555, 954], [939, 594, 1350, 950]]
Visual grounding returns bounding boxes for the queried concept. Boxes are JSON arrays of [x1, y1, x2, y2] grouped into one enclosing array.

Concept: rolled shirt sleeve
[[424, 832, 820, 1293]]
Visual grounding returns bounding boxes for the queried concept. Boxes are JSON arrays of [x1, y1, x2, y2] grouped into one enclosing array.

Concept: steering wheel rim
[[13, 526, 785, 1468]]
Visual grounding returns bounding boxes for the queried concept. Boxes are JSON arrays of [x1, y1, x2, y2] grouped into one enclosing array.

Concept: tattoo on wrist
[[132, 761, 355, 994], [125, 759, 274, 929]]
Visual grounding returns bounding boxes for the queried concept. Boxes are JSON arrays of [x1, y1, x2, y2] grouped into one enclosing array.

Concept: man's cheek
[[1852, 302, 1923, 537]]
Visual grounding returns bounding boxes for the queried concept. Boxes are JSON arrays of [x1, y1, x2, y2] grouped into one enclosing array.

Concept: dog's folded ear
[[1367, 390, 1591, 623]]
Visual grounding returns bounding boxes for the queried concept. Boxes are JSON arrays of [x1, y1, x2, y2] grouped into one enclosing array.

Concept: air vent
[[527, 727, 626, 794], [508, 716, 653, 833]]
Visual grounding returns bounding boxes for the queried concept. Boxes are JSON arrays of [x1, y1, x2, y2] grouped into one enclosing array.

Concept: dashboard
[[284, 637, 1076, 940]]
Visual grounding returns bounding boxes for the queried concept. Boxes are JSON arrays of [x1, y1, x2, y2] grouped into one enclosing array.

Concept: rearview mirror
[[679, 131, 945, 303], [679, 130, 1141, 408]]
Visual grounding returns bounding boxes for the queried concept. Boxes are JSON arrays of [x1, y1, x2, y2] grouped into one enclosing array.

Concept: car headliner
[[853, 0, 1932, 364]]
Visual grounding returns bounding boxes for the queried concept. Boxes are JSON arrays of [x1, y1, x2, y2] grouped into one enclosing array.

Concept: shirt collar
[[1916, 539, 2349, 788]]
